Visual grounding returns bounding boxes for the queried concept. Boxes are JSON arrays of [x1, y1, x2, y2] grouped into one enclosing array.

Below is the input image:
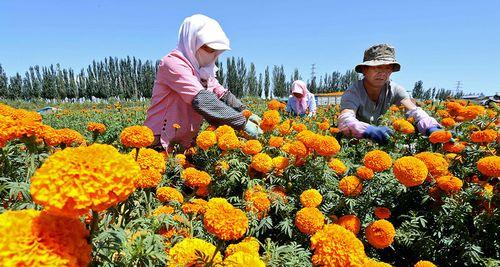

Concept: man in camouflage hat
[[339, 44, 441, 144]]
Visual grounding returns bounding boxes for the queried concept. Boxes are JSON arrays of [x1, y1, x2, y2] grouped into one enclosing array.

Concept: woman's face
[[293, 92, 304, 98], [196, 44, 219, 67], [363, 65, 393, 88]]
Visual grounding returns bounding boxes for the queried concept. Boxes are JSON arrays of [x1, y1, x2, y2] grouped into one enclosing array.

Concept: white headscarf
[[177, 14, 230, 80]]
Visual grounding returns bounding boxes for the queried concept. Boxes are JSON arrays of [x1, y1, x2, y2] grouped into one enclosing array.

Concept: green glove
[[244, 120, 263, 138]]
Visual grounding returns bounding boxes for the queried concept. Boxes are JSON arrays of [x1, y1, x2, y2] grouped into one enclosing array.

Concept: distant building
[[314, 92, 344, 106]]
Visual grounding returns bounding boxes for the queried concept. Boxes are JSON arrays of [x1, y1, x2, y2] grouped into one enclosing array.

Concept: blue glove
[[425, 126, 441, 136], [244, 121, 263, 138], [363, 126, 393, 145]]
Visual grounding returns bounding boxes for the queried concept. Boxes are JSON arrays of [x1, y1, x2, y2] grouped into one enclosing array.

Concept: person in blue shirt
[[286, 80, 317, 117]]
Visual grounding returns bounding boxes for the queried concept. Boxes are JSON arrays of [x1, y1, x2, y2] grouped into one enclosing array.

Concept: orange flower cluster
[[287, 140, 308, 158], [294, 207, 325, 235], [87, 122, 106, 134], [392, 119, 415, 134], [152, 205, 175, 216], [245, 191, 271, 219], [364, 150, 392, 172], [216, 125, 240, 151], [203, 198, 248, 240], [251, 152, 274, 173], [156, 187, 184, 203], [393, 156, 428, 187], [414, 152, 449, 179], [458, 105, 485, 120], [30, 144, 139, 217], [339, 176, 363, 196], [477, 156, 500, 177], [181, 198, 208, 215], [181, 167, 211, 188], [296, 130, 317, 148], [313, 134, 341, 157], [242, 140, 263, 155], [196, 130, 217, 150], [120, 125, 154, 148], [374, 207, 391, 219], [272, 156, 289, 171], [278, 120, 292, 135], [300, 189, 323, 208], [292, 122, 308, 133], [224, 251, 265, 267], [328, 158, 347, 175], [267, 99, 285, 110], [310, 224, 367, 266], [335, 214, 361, 235], [365, 219, 396, 249], [357, 166, 375, 180], [168, 238, 222, 267], [0, 209, 91, 266], [436, 176, 463, 194], [443, 141, 466, 153], [429, 130, 452, 144], [470, 129, 497, 143], [441, 117, 456, 128], [130, 148, 166, 188], [269, 136, 284, 148], [242, 109, 252, 119], [225, 237, 260, 257], [414, 260, 437, 267], [260, 110, 281, 132]]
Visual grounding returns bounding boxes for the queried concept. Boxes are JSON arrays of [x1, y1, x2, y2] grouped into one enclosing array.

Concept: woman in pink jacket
[[144, 14, 261, 151]]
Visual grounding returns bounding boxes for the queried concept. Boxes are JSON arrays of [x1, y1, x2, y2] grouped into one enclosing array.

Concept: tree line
[[412, 80, 464, 101]]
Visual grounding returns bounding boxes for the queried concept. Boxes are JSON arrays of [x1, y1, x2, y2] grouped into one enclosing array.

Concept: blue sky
[[1, 0, 499, 95]]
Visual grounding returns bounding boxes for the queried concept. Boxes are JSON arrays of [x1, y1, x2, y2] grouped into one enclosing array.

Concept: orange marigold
[[131, 148, 166, 174], [328, 158, 347, 175], [260, 110, 281, 132], [30, 144, 139, 217], [296, 130, 318, 148], [295, 207, 325, 235], [120, 125, 154, 148], [414, 152, 449, 179], [242, 140, 263, 155], [393, 156, 428, 187], [203, 198, 248, 240], [459, 105, 485, 120], [242, 109, 252, 119], [477, 156, 500, 177], [470, 129, 497, 143], [152, 205, 175, 216], [87, 122, 106, 134], [196, 130, 217, 150], [365, 219, 396, 249], [278, 120, 292, 135], [441, 117, 456, 128], [218, 132, 240, 151], [58, 128, 87, 146], [443, 141, 466, 153], [356, 166, 375, 180], [429, 130, 452, 144], [392, 119, 415, 134], [135, 169, 162, 188], [339, 176, 363, 196], [335, 214, 361, 235], [251, 153, 274, 173], [292, 123, 307, 132], [181, 198, 208, 215], [300, 189, 323, 208], [269, 136, 284, 148], [414, 260, 437, 267], [168, 238, 222, 267], [288, 140, 308, 157], [267, 99, 283, 110], [181, 167, 211, 188], [272, 156, 289, 170], [246, 191, 271, 218], [224, 251, 265, 267], [175, 154, 188, 168], [374, 207, 391, 219], [0, 210, 91, 266], [364, 150, 392, 172], [436, 176, 463, 194], [215, 125, 236, 140], [313, 135, 341, 157], [157, 187, 184, 203]]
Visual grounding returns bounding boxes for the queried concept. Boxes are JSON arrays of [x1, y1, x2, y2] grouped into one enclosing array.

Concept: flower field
[[0, 98, 499, 267]]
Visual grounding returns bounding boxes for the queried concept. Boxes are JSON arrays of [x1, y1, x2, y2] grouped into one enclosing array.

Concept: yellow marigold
[[441, 117, 456, 128], [196, 130, 217, 150], [152, 205, 175, 216], [437, 109, 451, 118], [328, 158, 347, 175], [244, 185, 265, 201], [443, 141, 466, 153], [292, 122, 307, 132], [272, 156, 289, 170], [313, 135, 341, 157], [175, 154, 188, 168], [225, 237, 260, 257], [414, 152, 449, 179], [203, 198, 248, 240], [87, 122, 106, 134], [215, 125, 236, 140], [267, 99, 283, 110], [58, 128, 87, 146], [224, 251, 265, 267], [0, 210, 91, 267], [30, 144, 139, 217], [130, 148, 166, 174], [278, 120, 292, 135], [296, 130, 317, 148], [242, 140, 263, 155], [436, 176, 463, 194], [181, 167, 211, 188], [269, 136, 284, 147], [288, 140, 308, 157], [414, 260, 437, 267], [157, 187, 184, 203], [41, 126, 64, 146], [310, 224, 367, 266], [168, 238, 222, 267], [471, 129, 497, 143], [393, 156, 428, 187], [429, 130, 452, 144], [246, 191, 271, 214], [357, 166, 375, 180], [335, 214, 361, 235], [295, 207, 325, 235], [218, 132, 240, 151], [459, 105, 485, 120], [364, 150, 392, 172], [392, 119, 415, 134], [374, 207, 391, 220], [365, 219, 396, 249], [135, 169, 162, 188], [260, 110, 281, 132], [300, 189, 323, 208], [181, 198, 208, 215], [477, 156, 500, 177], [251, 153, 274, 173], [120, 125, 154, 148], [339, 176, 363, 196]]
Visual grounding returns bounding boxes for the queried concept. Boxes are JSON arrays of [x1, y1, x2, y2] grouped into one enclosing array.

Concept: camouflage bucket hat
[[355, 44, 401, 73]]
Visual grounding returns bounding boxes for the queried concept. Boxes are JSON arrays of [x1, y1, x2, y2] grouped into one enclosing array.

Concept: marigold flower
[[364, 150, 392, 172], [168, 238, 222, 267], [365, 219, 396, 249], [392, 119, 415, 134], [272, 156, 289, 170], [278, 120, 292, 135], [441, 117, 456, 128], [300, 189, 323, 208], [374, 207, 391, 219], [363, 258, 393, 266], [181, 198, 208, 215], [172, 123, 181, 130], [196, 130, 217, 150], [288, 140, 308, 157], [429, 130, 452, 144], [470, 129, 497, 143], [477, 156, 500, 177], [242, 140, 263, 155], [310, 224, 367, 266], [120, 125, 154, 148], [218, 132, 240, 151], [335, 214, 361, 235], [157, 187, 184, 203], [225, 237, 260, 256], [459, 105, 485, 120], [215, 125, 236, 139], [295, 207, 325, 235], [414, 152, 449, 179], [152, 205, 175, 216], [181, 167, 211, 188], [260, 110, 281, 132], [296, 130, 318, 148], [224, 251, 265, 267], [42, 126, 64, 146], [328, 158, 347, 175], [269, 136, 284, 147], [244, 185, 265, 201], [356, 166, 375, 180], [174, 154, 188, 168], [435, 175, 463, 194], [318, 121, 330, 131], [267, 99, 283, 110], [246, 191, 271, 218], [130, 148, 166, 174], [30, 144, 139, 217], [203, 198, 248, 240], [0, 210, 91, 267], [414, 260, 437, 267], [313, 135, 341, 157], [292, 123, 307, 133], [135, 169, 162, 188], [58, 128, 87, 146], [443, 141, 466, 153], [87, 122, 106, 134], [339, 176, 363, 196], [251, 153, 274, 173], [242, 109, 252, 119], [393, 156, 428, 187]]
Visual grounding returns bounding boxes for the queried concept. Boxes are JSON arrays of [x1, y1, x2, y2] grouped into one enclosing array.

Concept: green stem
[[207, 240, 224, 266], [90, 210, 100, 240], [135, 147, 139, 161]]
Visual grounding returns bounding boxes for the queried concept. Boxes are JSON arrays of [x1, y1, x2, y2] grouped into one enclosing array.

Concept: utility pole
[[455, 81, 462, 94], [311, 64, 316, 81]]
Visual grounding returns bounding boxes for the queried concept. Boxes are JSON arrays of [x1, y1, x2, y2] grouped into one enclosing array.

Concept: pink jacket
[[144, 49, 227, 149]]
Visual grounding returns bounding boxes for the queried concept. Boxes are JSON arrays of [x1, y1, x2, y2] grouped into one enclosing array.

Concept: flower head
[[364, 150, 392, 172], [335, 214, 361, 235], [168, 238, 222, 267], [251, 153, 274, 173], [203, 198, 249, 240], [477, 156, 500, 177], [300, 189, 323, 208], [157, 187, 184, 203], [393, 156, 428, 187], [120, 125, 154, 148], [328, 158, 347, 175], [365, 219, 396, 249], [87, 122, 106, 134], [196, 130, 217, 150], [295, 207, 325, 235], [242, 140, 263, 155], [339, 176, 363, 196], [181, 167, 211, 188]]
